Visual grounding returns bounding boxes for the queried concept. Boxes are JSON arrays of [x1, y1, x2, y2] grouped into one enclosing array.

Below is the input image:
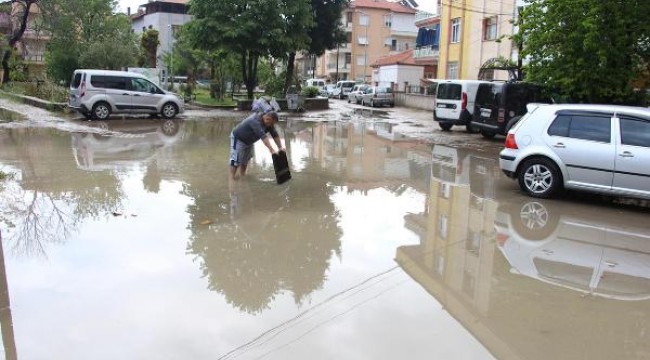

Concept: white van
[[305, 78, 327, 96], [69, 69, 185, 120], [332, 81, 357, 99], [434, 80, 488, 132]]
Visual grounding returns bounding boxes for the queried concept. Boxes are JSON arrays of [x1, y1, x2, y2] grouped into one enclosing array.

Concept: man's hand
[[279, 147, 286, 153]]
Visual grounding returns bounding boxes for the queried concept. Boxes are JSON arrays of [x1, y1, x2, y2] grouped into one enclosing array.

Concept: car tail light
[[461, 92, 467, 110], [496, 233, 509, 247], [80, 80, 86, 98], [498, 108, 506, 123], [505, 133, 518, 149]]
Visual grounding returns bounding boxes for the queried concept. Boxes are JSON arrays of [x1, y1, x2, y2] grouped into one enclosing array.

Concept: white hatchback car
[[500, 104, 650, 199]]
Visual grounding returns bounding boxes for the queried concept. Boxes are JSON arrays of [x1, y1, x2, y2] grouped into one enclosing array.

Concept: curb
[[0, 90, 67, 112]]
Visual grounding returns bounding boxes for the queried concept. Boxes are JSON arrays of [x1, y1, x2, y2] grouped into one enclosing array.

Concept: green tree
[[1, 0, 40, 84], [140, 29, 160, 68], [517, 0, 650, 104], [41, 0, 138, 84]]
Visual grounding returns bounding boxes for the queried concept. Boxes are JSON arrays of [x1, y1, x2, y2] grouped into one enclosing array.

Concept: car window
[[90, 75, 105, 88], [132, 78, 157, 93], [476, 84, 501, 107], [547, 115, 571, 137], [377, 87, 391, 94], [569, 115, 611, 143], [620, 117, 650, 148], [437, 84, 462, 100], [104, 76, 128, 90], [71, 73, 82, 89]]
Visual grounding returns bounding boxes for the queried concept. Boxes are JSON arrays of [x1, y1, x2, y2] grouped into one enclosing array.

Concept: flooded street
[[0, 108, 648, 359]]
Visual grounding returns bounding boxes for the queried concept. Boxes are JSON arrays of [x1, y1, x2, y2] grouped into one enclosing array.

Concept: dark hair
[[264, 111, 279, 122]]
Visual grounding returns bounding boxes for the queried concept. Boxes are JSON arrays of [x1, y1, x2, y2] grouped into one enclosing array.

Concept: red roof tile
[[372, 49, 422, 67], [351, 0, 417, 14]]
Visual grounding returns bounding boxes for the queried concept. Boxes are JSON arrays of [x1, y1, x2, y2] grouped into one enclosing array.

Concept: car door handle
[[133, 94, 141, 97], [122, 93, 129, 96], [553, 143, 566, 148], [619, 151, 634, 158]]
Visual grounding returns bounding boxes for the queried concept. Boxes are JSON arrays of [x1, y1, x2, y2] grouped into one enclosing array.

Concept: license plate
[[480, 108, 492, 118], [437, 103, 448, 108]]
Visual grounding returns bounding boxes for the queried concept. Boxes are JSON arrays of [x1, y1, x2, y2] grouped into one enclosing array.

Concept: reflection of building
[[130, 0, 192, 73], [298, 0, 417, 82], [397, 149, 650, 360]]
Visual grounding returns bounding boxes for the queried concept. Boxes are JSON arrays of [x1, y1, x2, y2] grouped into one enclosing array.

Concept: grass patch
[[194, 88, 236, 107], [2, 81, 68, 103], [0, 171, 13, 181]]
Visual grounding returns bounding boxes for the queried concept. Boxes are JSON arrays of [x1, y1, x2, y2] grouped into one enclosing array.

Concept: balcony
[[327, 63, 351, 73], [415, 10, 441, 26], [414, 46, 439, 60]]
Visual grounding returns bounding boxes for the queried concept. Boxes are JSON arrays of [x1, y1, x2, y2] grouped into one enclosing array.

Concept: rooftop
[[372, 49, 422, 67], [350, 0, 417, 14]]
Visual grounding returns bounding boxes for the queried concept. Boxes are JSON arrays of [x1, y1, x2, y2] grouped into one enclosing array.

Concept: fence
[[394, 91, 435, 111]]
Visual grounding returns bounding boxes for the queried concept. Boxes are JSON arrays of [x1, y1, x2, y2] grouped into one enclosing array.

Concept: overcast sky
[[116, 0, 438, 13]]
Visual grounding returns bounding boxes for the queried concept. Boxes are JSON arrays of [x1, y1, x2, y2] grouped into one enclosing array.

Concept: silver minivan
[[500, 104, 650, 199], [69, 70, 184, 120]]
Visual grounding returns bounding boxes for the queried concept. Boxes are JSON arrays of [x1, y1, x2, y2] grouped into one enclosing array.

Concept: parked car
[[69, 69, 185, 120], [332, 81, 357, 99], [325, 84, 337, 98], [472, 82, 552, 138], [361, 86, 395, 107], [434, 80, 488, 132], [304, 78, 327, 96], [499, 104, 650, 199], [347, 84, 368, 104]]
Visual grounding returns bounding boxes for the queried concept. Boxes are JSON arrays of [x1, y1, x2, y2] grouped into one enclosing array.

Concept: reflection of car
[[500, 104, 650, 199], [71, 119, 184, 171], [496, 198, 650, 301], [360, 86, 394, 108], [69, 70, 185, 120], [347, 84, 368, 105]]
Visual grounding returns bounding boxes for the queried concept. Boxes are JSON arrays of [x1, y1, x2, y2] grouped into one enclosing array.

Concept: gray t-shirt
[[232, 113, 279, 145]]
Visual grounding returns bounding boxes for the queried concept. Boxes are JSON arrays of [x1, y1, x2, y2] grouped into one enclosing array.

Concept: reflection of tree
[[180, 121, 342, 314], [0, 128, 125, 257]]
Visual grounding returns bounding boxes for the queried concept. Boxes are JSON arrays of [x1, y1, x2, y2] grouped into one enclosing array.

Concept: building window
[[346, 32, 352, 43], [358, 36, 368, 45], [346, 12, 353, 25], [345, 53, 352, 65], [384, 15, 392, 27], [448, 62, 459, 79], [483, 17, 498, 41], [451, 18, 461, 43], [356, 54, 366, 66], [359, 14, 369, 26]]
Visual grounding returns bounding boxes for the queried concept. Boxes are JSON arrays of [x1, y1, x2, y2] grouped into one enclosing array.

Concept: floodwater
[[0, 112, 648, 360]]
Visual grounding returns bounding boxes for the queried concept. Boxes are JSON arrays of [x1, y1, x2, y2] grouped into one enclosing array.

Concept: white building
[[130, 0, 192, 76], [371, 49, 424, 92]]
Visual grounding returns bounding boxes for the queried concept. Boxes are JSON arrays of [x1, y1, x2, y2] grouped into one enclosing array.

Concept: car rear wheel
[[518, 158, 562, 199], [439, 123, 452, 131], [480, 130, 496, 139], [92, 102, 111, 120], [161, 102, 178, 119], [465, 123, 479, 133]]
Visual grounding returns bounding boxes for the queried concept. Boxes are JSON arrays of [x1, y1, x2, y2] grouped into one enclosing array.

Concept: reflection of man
[[229, 112, 284, 180]]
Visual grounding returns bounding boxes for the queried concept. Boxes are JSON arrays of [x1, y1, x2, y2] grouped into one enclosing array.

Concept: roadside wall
[[395, 93, 435, 111]]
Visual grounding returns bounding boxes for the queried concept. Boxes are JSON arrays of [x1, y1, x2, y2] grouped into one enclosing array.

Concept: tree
[[140, 29, 160, 68], [1, 0, 40, 84], [517, 0, 650, 104], [41, 0, 138, 84], [188, 0, 302, 99]]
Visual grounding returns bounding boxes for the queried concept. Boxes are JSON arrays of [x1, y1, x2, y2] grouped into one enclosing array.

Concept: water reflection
[[398, 145, 650, 359]]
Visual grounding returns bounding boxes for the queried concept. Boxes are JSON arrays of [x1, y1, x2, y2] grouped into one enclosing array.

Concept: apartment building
[[300, 0, 418, 83], [130, 0, 192, 73], [437, 0, 518, 80], [413, 5, 440, 79]]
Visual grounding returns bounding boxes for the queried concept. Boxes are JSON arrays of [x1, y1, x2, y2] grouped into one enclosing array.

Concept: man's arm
[[261, 136, 277, 154], [273, 136, 285, 152]]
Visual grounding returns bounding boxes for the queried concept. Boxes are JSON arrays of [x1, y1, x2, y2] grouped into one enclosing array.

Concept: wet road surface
[[0, 104, 648, 359]]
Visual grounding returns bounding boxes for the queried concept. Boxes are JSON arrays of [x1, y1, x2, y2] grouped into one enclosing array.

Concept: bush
[[301, 86, 320, 98], [3, 81, 69, 103]]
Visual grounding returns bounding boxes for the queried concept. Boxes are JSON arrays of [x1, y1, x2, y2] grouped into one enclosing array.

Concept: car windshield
[[437, 84, 462, 100], [377, 87, 392, 94]]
